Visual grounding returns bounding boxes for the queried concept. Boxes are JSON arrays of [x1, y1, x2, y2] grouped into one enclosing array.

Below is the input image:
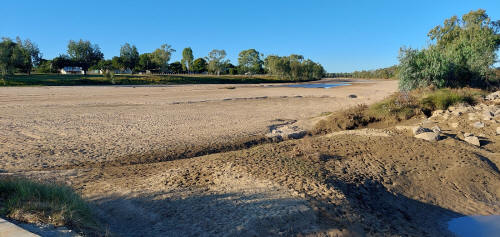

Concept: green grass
[[0, 177, 101, 235], [0, 73, 313, 86]]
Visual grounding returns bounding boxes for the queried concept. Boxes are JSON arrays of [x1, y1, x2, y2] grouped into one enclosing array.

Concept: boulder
[[449, 122, 459, 128], [464, 136, 481, 146], [483, 111, 494, 120], [412, 126, 432, 135], [415, 132, 440, 142], [464, 132, 473, 137], [472, 121, 485, 129], [497, 127, 500, 135], [485, 91, 500, 101], [431, 126, 441, 133]]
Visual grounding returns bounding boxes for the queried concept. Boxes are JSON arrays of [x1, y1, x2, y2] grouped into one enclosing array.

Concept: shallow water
[[286, 83, 351, 88], [448, 215, 500, 237]]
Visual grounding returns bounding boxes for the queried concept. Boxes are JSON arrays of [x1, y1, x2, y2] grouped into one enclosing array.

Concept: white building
[[60, 67, 84, 74]]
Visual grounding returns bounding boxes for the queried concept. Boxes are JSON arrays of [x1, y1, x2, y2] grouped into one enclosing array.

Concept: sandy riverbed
[[0, 79, 397, 171]]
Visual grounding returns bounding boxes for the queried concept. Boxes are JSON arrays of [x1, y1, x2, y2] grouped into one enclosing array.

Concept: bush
[[314, 88, 482, 134], [398, 9, 500, 91], [0, 177, 100, 234]]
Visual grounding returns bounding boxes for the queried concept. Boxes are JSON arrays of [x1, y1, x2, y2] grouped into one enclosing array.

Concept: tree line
[[326, 65, 398, 79], [0, 38, 325, 81]]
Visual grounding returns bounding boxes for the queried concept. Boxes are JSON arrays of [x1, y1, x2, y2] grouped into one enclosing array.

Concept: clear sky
[[1, 0, 499, 72]]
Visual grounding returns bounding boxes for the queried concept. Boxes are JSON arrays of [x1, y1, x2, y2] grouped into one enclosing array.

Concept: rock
[[431, 126, 441, 133], [468, 113, 478, 121], [496, 127, 500, 135], [449, 122, 459, 128], [412, 126, 432, 135], [483, 111, 494, 120], [464, 136, 481, 146], [485, 91, 500, 101], [431, 110, 444, 118], [464, 132, 473, 137], [472, 121, 485, 129], [347, 94, 357, 98], [415, 132, 440, 142]]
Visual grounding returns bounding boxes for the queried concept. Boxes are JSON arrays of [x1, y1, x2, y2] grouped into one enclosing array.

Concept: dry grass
[[313, 87, 485, 134]]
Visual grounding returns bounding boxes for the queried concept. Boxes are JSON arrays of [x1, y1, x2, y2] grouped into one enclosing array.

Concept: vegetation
[[326, 66, 398, 79], [0, 177, 100, 234], [67, 39, 104, 73], [398, 9, 500, 91], [314, 87, 483, 134], [0, 37, 42, 77], [206, 49, 228, 75], [264, 54, 325, 81], [0, 73, 313, 86], [119, 43, 139, 72], [238, 49, 263, 75], [181, 47, 194, 72]]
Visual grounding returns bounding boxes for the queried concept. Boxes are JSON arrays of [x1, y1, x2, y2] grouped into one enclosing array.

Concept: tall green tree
[[206, 49, 228, 75], [120, 43, 139, 72], [399, 9, 500, 90], [67, 39, 103, 74], [15, 37, 41, 74], [181, 47, 194, 72], [151, 44, 175, 72], [264, 54, 324, 81], [138, 53, 157, 71], [191, 58, 207, 73], [238, 49, 263, 74], [0, 38, 24, 78]]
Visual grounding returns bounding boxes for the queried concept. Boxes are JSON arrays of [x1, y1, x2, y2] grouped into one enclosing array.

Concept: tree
[[0, 38, 24, 78], [191, 58, 207, 73], [399, 9, 500, 90], [15, 37, 42, 74], [151, 44, 175, 72], [206, 49, 228, 75], [264, 54, 324, 81], [51, 55, 74, 70], [120, 43, 139, 72], [181, 47, 194, 72], [168, 61, 183, 74], [138, 53, 157, 71], [238, 49, 263, 74], [111, 56, 124, 70], [67, 39, 103, 73]]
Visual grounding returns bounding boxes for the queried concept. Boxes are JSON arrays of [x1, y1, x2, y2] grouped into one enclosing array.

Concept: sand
[[0, 79, 397, 171]]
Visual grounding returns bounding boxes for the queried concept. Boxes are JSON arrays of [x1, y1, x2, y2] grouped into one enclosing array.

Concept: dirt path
[[0, 79, 397, 171]]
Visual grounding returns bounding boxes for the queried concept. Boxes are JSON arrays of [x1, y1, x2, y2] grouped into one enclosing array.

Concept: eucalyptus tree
[[120, 43, 139, 72], [67, 39, 103, 73], [191, 58, 207, 73], [151, 44, 175, 72], [206, 49, 228, 75], [238, 49, 263, 74], [181, 47, 194, 72], [399, 9, 500, 90]]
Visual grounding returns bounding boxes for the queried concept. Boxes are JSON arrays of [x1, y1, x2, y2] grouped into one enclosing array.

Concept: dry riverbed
[[7, 80, 499, 236]]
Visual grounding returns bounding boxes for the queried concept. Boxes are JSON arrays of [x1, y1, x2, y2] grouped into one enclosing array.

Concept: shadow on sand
[[88, 177, 464, 236]]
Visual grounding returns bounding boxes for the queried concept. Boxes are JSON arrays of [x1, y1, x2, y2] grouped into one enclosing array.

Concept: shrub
[[398, 9, 500, 91], [0, 177, 100, 234]]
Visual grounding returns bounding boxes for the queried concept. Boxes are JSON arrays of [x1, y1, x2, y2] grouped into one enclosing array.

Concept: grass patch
[[0, 73, 315, 87], [313, 87, 484, 134], [0, 177, 101, 235]]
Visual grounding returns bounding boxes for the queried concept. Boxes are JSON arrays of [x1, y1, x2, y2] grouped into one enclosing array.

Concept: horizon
[[1, 0, 499, 72]]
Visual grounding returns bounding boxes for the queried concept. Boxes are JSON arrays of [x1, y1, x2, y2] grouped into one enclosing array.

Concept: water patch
[[286, 83, 351, 88], [448, 215, 500, 237]]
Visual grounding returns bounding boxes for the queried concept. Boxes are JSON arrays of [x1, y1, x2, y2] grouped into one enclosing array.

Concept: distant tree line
[[0, 38, 325, 81], [326, 65, 398, 79]]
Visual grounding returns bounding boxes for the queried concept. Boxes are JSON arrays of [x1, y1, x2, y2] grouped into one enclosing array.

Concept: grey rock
[[412, 126, 432, 135], [414, 132, 440, 142], [464, 136, 480, 146], [472, 121, 485, 129], [431, 126, 441, 133]]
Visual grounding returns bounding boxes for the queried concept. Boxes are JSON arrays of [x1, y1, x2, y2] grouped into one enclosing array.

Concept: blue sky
[[1, 0, 499, 72]]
